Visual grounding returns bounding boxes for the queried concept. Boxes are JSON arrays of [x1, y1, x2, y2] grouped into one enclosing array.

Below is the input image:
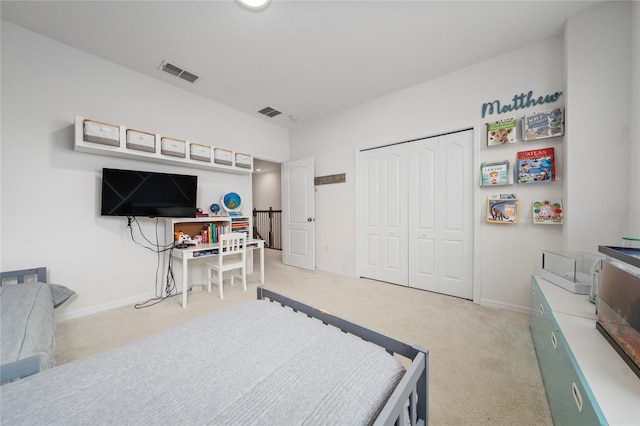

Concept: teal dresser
[[530, 276, 640, 425]]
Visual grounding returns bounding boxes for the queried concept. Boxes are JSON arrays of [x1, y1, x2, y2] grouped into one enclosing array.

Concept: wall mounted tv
[[101, 168, 197, 218]]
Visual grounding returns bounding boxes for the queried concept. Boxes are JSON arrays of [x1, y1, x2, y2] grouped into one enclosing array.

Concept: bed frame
[[257, 287, 429, 426], [0, 267, 48, 384], [0, 266, 47, 284], [1, 269, 429, 425]]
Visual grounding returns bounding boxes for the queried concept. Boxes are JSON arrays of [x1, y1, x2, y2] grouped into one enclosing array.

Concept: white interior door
[[282, 157, 315, 270], [359, 144, 408, 285], [408, 130, 473, 299]]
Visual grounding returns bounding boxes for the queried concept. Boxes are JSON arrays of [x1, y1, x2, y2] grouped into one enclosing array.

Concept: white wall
[[0, 22, 289, 319], [631, 2, 640, 238], [252, 170, 282, 210], [290, 2, 636, 312], [564, 2, 634, 250]]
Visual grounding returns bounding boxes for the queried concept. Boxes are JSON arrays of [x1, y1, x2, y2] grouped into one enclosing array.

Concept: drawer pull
[[539, 304, 544, 316], [550, 332, 558, 349], [532, 286, 536, 295], [572, 382, 583, 412]]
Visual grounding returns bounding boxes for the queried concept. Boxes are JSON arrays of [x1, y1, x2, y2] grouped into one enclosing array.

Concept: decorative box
[[214, 148, 233, 166], [126, 129, 156, 153], [161, 137, 186, 158], [540, 250, 602, 294], [83, 119, 120, 146], [190, 143, 211, 162], [235, 153, 252, 169]]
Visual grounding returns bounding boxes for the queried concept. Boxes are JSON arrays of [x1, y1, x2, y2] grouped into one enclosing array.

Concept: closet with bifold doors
[[359, 129, 474, 299]]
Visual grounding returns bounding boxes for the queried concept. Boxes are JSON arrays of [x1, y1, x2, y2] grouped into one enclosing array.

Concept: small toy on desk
[[195, 208, 208, 217], [175, 233, 196, 248], [221, 192, 242, 216]]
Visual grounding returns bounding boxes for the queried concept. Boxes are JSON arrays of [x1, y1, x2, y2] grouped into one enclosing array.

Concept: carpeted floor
[[55, 249, 552, 425]]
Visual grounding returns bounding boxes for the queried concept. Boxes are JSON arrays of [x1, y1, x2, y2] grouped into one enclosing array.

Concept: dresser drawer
[[545, 326, 603, 426], [530, 277, 607, 426]]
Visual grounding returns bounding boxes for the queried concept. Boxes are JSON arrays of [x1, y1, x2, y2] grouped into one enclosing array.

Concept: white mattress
[[1, 300, 405, 425]]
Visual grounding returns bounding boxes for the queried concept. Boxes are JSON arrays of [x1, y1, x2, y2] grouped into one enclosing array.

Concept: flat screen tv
[[101, 168, 197, 218]]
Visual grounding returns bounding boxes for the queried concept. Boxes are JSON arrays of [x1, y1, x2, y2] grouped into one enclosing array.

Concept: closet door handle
[[539, 304, 545, 316], [550, 331, 558, 349]]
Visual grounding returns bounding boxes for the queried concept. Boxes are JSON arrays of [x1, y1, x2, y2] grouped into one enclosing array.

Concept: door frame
[[355, 124, 482, 304]]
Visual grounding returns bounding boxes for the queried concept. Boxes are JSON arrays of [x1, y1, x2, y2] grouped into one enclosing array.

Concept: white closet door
[[408, 130, 473, 299], [359, 144, 408, 286]]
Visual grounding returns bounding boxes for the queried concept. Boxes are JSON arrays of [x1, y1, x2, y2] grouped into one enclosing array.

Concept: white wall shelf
[[74, 116, 253, 174]]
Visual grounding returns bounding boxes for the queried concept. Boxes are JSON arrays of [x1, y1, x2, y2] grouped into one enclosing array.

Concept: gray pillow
[[49, 283, 75, 308]]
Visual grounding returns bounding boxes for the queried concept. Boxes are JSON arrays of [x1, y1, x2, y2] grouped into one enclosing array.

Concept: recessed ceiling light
[[237, 0, 270, 10]]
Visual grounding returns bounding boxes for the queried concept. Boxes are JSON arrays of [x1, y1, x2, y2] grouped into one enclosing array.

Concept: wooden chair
[[206, 232, 247, 298]]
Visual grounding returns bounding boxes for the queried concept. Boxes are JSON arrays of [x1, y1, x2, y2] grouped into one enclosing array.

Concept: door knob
[[307, 218, 315, 222]]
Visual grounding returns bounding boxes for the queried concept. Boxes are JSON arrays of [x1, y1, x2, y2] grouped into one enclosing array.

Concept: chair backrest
[[219, 232, 247, 256]]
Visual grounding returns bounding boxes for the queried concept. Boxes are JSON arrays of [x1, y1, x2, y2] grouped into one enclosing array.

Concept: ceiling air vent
[[179, 70, 199, 83], [159, 61, 199, 83], [258, 106, 282, 118]]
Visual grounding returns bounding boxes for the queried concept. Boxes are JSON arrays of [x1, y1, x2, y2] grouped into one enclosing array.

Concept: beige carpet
[[55, 249, 552, 426]]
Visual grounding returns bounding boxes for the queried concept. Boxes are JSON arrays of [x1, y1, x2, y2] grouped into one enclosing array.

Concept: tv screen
[[101, 168, 197, 218]]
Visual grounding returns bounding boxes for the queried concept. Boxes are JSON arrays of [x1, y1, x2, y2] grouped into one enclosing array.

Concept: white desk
[[171, 239, 265, 308]]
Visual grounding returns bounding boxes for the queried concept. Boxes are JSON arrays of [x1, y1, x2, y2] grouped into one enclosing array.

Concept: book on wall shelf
[[522, 108, 564, 141], [480, 160, 511, 186], [516, 147, 555, 184], [486, 194, 519, 224], [532, 199, 564, 224], [487, 118, 517, 146]]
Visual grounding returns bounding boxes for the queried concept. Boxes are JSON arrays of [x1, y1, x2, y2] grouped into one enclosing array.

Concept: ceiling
[[1, 0, 606, 129]]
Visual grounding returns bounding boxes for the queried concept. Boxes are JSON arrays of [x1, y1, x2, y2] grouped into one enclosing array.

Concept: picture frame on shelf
[[480, 160, 511, 186], [516, 147, 556, 184], [487, 118, 517, 146], [522, 108, 564, 141], [486, 195, 519, 224], [532, 199, 564, 224]]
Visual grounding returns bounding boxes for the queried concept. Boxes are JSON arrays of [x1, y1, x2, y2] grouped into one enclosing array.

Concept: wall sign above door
[[314, 173, 346, 185], [481, 90, 563, 118]]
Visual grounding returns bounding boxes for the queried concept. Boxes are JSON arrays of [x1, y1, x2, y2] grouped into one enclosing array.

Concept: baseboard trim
[[480, 298, 529, 315], [55, 292, 158, 322]]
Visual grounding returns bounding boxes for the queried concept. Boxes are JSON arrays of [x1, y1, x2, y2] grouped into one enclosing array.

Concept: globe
[[222, 192, 242, 212], [210, 203, 220, 214]]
